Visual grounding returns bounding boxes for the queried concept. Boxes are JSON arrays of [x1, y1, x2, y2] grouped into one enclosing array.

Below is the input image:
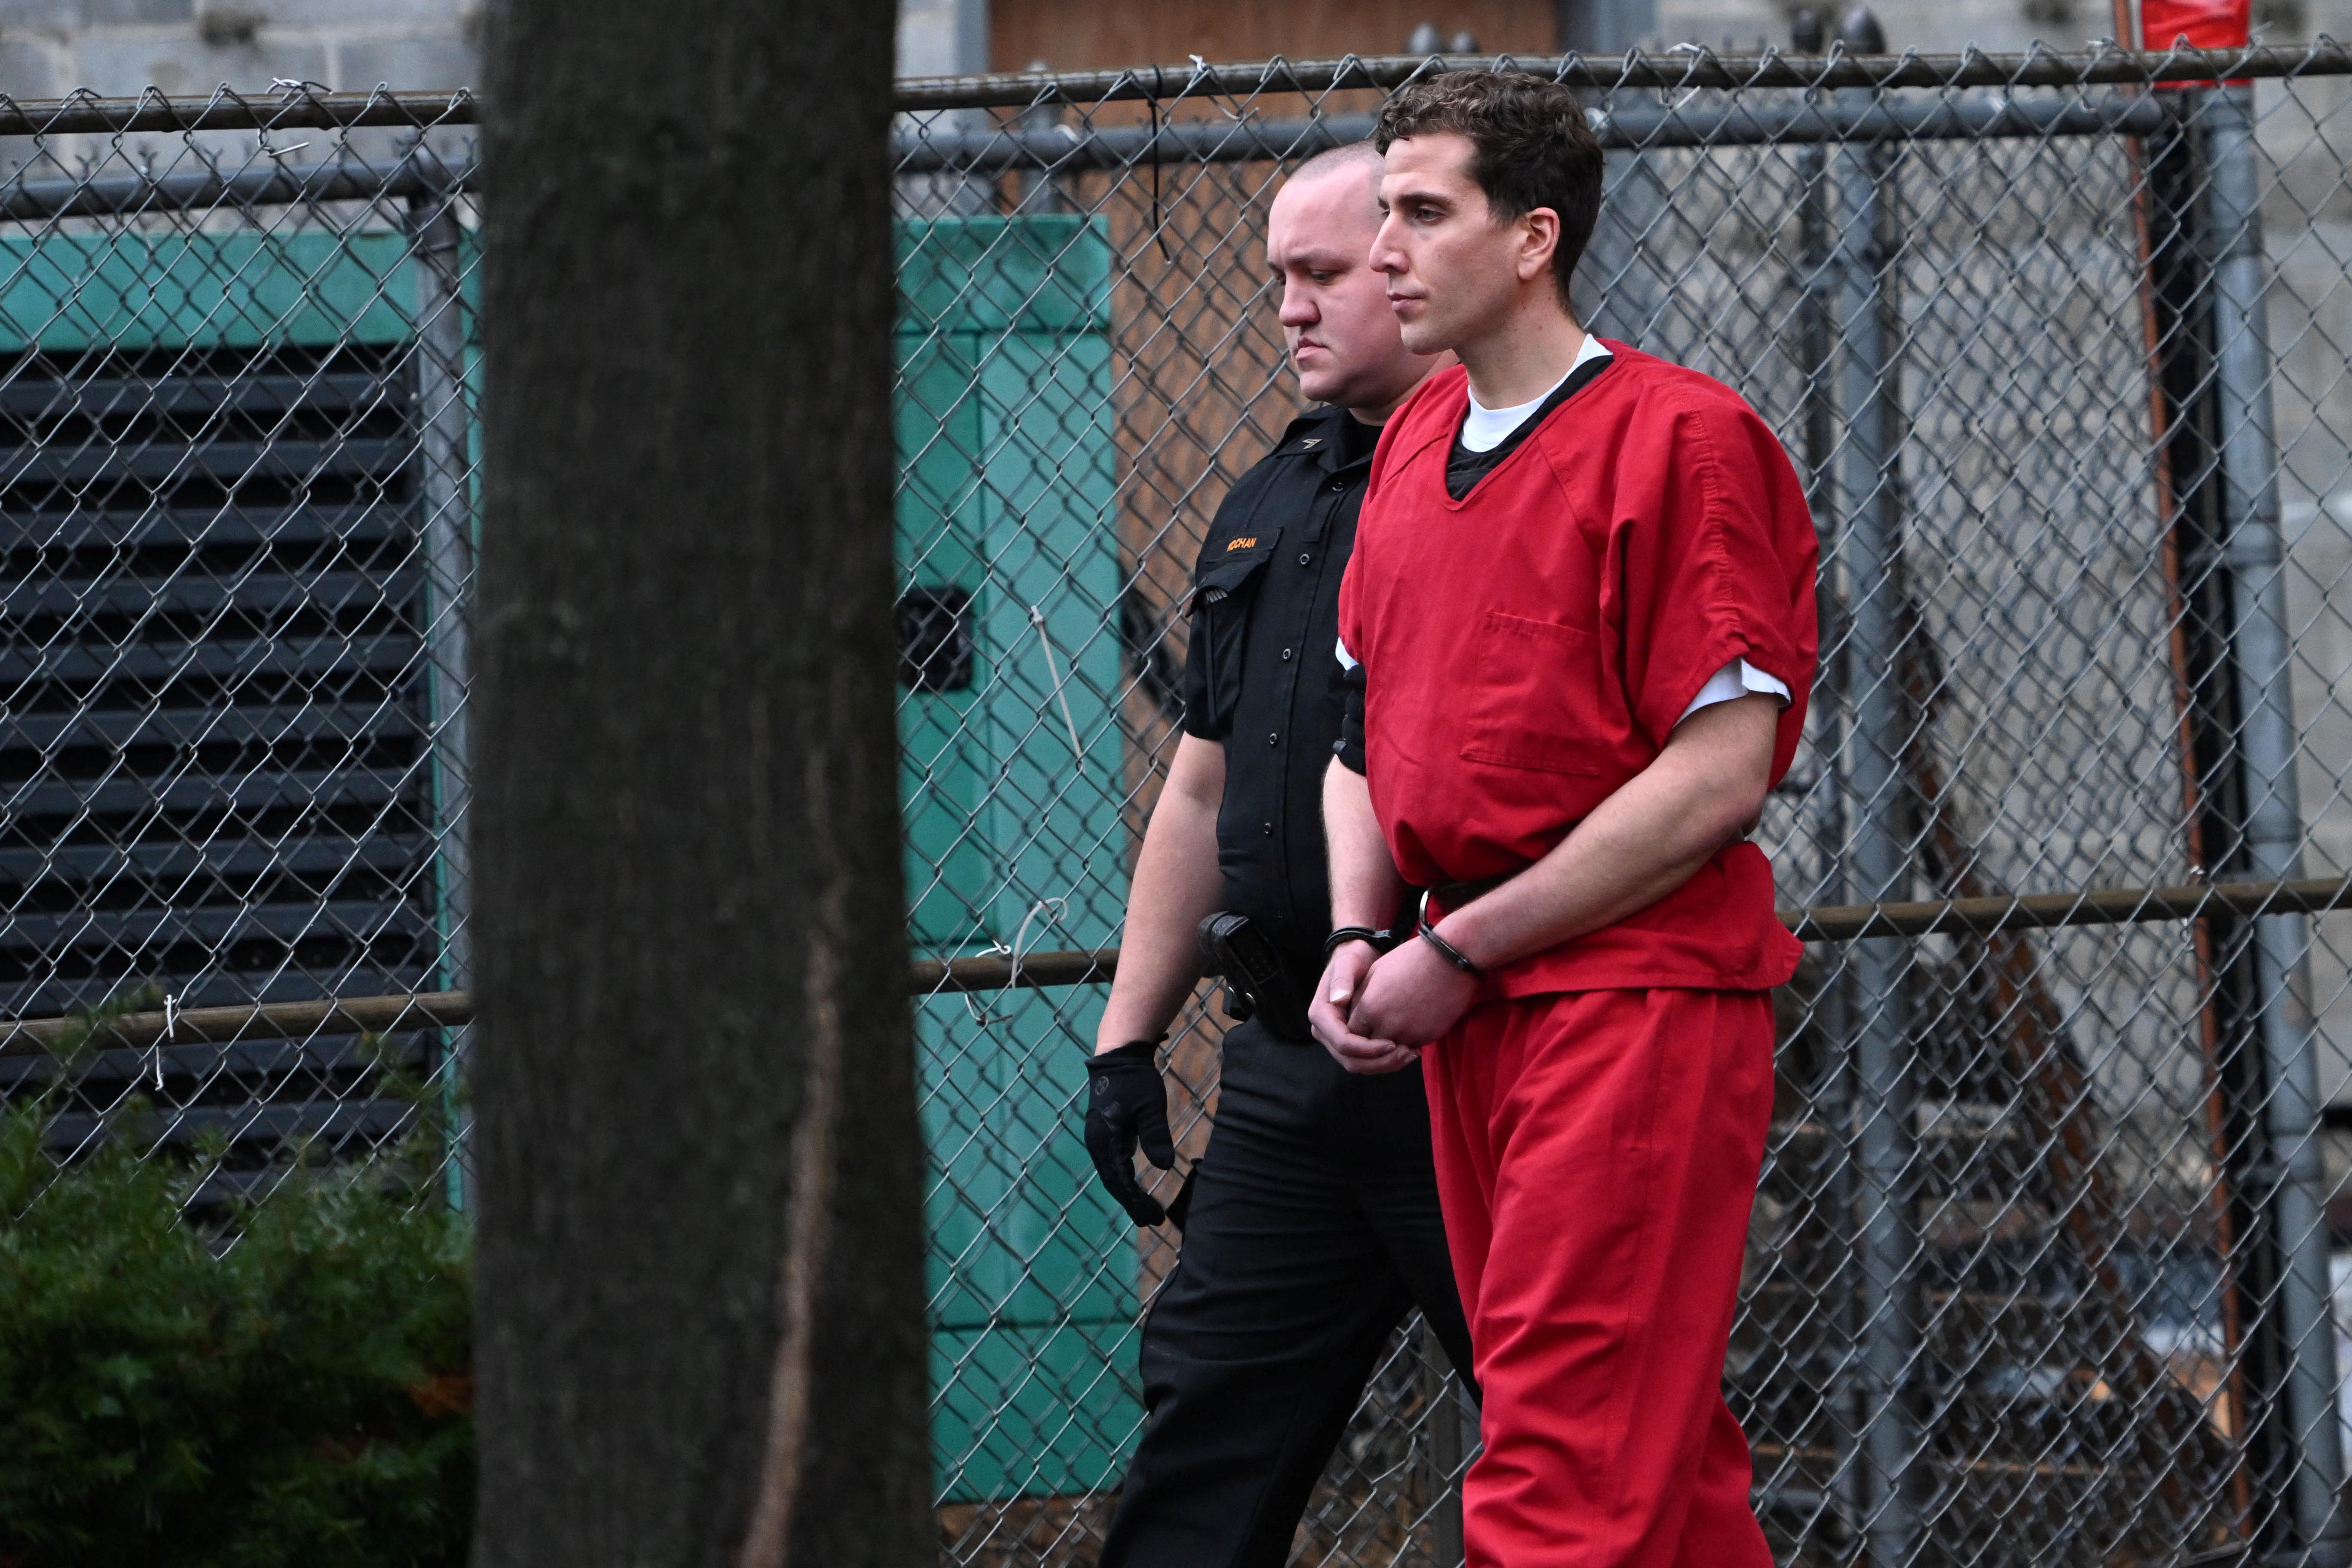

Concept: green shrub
[[0, 1054, 473, 1566]]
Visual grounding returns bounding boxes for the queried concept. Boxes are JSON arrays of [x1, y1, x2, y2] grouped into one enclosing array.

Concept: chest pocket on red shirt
[[1190, 530, 1280, 737], [1459, 609, 1606, 776]]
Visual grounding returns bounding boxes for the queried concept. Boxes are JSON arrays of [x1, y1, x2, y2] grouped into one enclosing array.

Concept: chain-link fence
[[0, 92, 478, 1216], [10, 43, 2352, 1568]]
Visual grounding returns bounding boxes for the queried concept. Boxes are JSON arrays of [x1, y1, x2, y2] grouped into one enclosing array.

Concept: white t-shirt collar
[[1458, 333, 1615, 455]]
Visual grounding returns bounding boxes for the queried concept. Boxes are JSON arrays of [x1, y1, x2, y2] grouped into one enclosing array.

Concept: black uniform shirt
[[1178, 403, 1380, 972]]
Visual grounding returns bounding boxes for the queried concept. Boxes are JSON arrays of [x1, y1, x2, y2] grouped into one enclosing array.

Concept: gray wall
[[0, 0, 476, 99], [0, 0, 987, 101]]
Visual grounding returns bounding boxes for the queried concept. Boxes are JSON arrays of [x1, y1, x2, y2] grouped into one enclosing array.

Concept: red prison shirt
[[1336, 345, 1819, 997]]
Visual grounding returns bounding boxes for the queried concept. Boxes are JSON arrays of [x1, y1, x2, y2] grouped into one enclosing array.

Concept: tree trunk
[[469, 2, 923, 1563]]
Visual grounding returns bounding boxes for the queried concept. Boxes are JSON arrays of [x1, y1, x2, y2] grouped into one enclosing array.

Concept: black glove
[[1084, 1038, 1176, 1227]]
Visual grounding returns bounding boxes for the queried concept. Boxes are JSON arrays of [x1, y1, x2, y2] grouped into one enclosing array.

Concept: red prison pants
[[1423, 987, 1776, 1568]]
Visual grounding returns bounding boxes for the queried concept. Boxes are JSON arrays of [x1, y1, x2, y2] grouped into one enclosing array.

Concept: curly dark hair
[[1373, 70, 1603, 310]]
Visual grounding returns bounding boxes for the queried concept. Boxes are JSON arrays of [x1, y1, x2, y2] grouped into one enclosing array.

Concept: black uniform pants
[[1097, 1018, 1477, 1568]]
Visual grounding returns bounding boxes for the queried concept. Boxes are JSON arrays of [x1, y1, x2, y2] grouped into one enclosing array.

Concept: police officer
[[1080, 142, 1474, 1568]]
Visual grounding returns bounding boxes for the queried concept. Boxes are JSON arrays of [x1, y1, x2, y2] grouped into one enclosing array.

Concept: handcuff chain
[[1415, 889, 1485, 978]]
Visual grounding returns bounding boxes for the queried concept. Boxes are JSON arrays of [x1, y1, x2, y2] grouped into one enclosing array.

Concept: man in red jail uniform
[[1308, 71, 1819, 1568]]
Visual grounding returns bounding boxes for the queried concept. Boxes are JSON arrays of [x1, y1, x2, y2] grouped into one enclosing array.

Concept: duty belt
[[1198, 911, 1319, 1042]]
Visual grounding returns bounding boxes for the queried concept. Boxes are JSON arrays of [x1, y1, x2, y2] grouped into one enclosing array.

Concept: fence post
[[1790, 14, 1871, 1555], [407, 157, 476, 1210], [2199, 81, 2351, 1568], [1829, 10, 1922, 1564], [1421, 1320, 1467, 1568]]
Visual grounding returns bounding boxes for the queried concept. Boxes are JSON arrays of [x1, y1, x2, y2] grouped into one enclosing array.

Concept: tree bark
[[470, 2, 923, 1564]]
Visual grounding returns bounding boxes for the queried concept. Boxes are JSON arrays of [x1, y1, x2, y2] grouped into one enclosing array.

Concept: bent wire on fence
[[8, 44, 2352, 1568]]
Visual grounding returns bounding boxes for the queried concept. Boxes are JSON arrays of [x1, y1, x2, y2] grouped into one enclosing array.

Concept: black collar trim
[[1442, 355, 1615, 501]]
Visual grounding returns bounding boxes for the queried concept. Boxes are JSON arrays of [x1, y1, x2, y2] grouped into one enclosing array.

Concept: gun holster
[[1197, 911, 1315, 1043]]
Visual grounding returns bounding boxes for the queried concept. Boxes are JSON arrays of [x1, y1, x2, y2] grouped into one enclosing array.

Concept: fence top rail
[[891, 41, 2352, 110], [0, 86, 475, 138], [892, 91, 2171, 174], [0, 43, 2343, 138]]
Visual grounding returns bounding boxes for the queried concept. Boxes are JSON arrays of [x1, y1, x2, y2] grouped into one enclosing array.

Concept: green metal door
[[896, 214, 1140, 1503]]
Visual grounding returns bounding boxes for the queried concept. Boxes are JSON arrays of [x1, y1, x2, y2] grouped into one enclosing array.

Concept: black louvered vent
[[0, 343, 448, 1186]]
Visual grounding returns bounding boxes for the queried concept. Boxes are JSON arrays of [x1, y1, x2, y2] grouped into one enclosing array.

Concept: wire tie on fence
[[156, 992, 176, 1090], [1009, 898, 1066, 992], [1145, 93, 1174, 264], [1028, 605, 1087, 761]]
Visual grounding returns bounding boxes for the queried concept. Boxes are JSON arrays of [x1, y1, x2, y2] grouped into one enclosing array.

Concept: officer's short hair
[[1288, 140, 1384, 188], [1373, 71, 1603, 309]]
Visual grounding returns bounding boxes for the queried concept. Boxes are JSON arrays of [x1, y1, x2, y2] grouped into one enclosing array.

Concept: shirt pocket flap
[[1193, 526, 1282, 608], [1459, 609, 1606, 776]]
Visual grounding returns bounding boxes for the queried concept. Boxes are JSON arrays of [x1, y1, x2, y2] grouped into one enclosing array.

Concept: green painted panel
[[898, 214, 1111, 337], [920, 987, 1130, 1332], [932, 1318, 1142, 1504], [898, 329, 995, 951], [895, 214, 1138, 1503], [975, 327, 1125, 948], [0, 231, 416, 351]]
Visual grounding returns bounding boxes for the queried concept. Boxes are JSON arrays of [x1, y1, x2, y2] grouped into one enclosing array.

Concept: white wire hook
[[962, 896, 1072, 1027], [155, 992, 177, 1091], [1029, 605, 1087, 761]]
